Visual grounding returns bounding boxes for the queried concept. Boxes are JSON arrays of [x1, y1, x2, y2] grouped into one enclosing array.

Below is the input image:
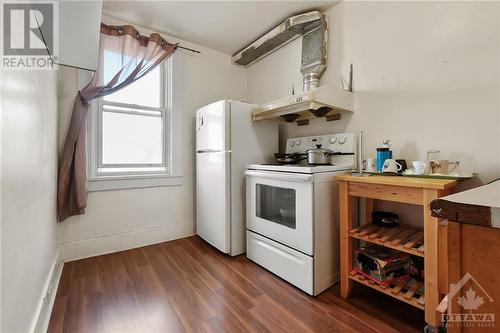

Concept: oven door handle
[[245, 170, 313, 182]]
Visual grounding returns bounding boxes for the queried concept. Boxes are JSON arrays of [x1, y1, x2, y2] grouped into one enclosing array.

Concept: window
[[86, 53, 182, 191]]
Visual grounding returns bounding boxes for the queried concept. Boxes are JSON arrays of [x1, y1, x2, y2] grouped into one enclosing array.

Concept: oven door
[[245, 170, 314, 255]]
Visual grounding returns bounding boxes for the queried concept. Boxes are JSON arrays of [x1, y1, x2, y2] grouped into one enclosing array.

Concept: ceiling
[[102, 1, 339, 55]]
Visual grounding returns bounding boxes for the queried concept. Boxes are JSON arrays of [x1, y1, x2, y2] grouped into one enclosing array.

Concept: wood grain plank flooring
[[48, 236, 424, 333]]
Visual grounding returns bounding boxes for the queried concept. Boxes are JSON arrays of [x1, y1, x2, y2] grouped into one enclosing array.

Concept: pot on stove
[[306, 145, 333, 165], [306, 145, 355, 165]]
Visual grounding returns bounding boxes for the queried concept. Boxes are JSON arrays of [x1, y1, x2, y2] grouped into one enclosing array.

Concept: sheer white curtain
[[57, 23, 177, 221]]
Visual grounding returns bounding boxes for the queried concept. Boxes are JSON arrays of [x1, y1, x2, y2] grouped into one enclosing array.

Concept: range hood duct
[[232, 11, 328, 92], [300, 17, 327, 92]]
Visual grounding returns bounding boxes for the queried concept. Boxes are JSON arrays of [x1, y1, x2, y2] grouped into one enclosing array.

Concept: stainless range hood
[[252, 85, 353, 124]]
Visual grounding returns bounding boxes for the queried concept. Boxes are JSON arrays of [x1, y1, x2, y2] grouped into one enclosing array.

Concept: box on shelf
[[409, 255, 424, 281], [353, 245, 410, 286]]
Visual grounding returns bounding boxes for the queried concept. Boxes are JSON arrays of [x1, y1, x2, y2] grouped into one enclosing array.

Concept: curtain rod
[[177, 45, 201, 54]]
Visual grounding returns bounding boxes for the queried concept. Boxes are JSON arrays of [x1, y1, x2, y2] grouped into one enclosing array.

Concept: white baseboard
[[30, 248, 63, 333], [60, 222, 194, 262]]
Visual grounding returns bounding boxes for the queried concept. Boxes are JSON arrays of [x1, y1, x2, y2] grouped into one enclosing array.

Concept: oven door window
[[256, 184, 296, 229]]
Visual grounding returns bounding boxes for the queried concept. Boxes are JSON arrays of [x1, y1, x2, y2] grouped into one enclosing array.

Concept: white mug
[[382, 159, 402, 173], [429, 160, 458, 175], [412, 161, 428, 175], [362, 158, 377, 172], [448, 161, 462, 176]]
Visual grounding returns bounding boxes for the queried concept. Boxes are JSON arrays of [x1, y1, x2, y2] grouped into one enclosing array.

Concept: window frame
[[97, 63, 167, 173], [85, 52, 182, 191]]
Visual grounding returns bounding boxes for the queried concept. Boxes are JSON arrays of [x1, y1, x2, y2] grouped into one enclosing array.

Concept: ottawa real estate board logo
[[1, 1, 57, 69], [444, 272, 495, 329]]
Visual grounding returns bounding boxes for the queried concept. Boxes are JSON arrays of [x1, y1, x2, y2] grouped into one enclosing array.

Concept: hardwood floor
[[48, 236, 425, 333]]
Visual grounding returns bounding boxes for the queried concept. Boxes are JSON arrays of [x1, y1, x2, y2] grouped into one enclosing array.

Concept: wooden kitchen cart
[[335, 174, 457, 327]]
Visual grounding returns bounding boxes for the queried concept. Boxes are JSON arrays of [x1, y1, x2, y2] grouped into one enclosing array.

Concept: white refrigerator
[[196, 100, 277, 256]]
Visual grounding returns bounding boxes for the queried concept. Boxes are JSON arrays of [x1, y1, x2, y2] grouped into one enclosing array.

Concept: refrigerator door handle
[[197, 149, 231, 154], [196, 114, 203, 130]]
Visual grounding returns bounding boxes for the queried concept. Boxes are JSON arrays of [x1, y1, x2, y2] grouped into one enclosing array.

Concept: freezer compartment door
[[196, 100, 230, 151], [196, 151, 231, 253]]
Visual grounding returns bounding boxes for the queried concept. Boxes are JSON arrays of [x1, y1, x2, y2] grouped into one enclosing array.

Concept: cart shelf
[[349, 224, 424, 257], [349, 270, 425, 310]]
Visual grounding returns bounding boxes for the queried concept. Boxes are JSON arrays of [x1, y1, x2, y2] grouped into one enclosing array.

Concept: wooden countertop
[[334, 174, 457, 190], [431, 180, 499, 229]]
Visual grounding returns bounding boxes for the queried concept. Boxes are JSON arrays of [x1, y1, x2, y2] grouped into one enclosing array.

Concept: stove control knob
[[329, 137, 337, 144], [338, 136, 347, 145], [295, 140, 301, 146], [290, 141, 295, 147]]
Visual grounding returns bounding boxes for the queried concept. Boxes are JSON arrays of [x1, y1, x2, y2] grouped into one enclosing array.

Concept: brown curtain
[[57, 23, 177, 221]]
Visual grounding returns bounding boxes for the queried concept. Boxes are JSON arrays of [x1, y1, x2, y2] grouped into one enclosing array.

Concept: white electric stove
[[245, 133, 357, 296]]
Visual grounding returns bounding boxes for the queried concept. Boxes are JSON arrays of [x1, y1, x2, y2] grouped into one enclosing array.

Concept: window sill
[[87, 174, 182, 192]]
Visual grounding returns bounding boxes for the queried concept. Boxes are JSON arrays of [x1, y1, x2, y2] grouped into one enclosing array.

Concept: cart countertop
[[334, 174, 457, 190]]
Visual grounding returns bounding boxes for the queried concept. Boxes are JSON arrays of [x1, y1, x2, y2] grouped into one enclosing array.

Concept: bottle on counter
[[376, 140, 392, 172]]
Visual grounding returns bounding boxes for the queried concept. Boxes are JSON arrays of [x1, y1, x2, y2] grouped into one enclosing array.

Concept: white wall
[[59, 2, 500, 258], [0, 69, 59, 332], [58, 16, 247, 260], [247, 1, 500, 186]]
